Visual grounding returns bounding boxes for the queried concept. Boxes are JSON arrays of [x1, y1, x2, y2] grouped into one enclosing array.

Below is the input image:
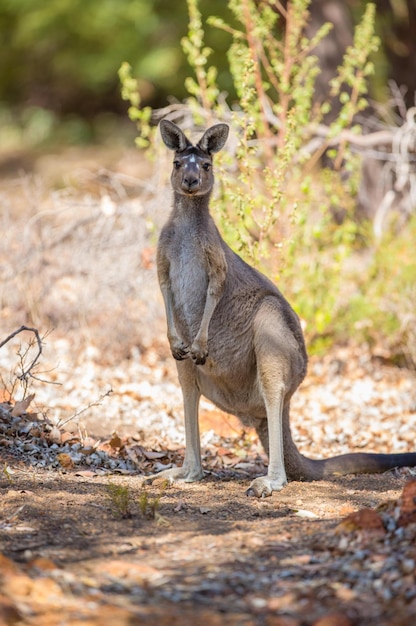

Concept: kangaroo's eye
[[174, 160, 181, 169], [202, 163, 211, 171]]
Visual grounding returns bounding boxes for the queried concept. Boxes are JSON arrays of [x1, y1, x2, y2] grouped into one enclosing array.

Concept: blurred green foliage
[[0, 0, 414, 139], [344, 216, 416, 367], [0, 0, 233, 118]]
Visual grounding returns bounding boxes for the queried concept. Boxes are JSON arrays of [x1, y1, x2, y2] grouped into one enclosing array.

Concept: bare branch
[[56, 388, 113, 429], [0, 326, 43, 382]]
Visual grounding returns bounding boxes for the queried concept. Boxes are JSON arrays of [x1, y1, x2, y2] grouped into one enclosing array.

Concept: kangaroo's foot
[[246, 475, 287, 498], [145, 464, 204, 486]]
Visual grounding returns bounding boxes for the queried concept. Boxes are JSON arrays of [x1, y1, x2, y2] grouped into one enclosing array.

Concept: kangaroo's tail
[[282, 405, 416, 481]]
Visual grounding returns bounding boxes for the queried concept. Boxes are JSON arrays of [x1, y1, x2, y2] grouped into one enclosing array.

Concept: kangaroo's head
[[160, 120, 229, 196]]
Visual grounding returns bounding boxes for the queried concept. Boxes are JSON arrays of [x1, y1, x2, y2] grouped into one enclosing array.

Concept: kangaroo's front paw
[[190, 340, 208, 365], [145, 465, 204, 485], [169, 338, 189, 361], [246, 476, 287, 498]]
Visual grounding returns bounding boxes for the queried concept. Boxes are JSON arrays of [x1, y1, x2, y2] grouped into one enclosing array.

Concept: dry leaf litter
[[1, 336, 416, 625]]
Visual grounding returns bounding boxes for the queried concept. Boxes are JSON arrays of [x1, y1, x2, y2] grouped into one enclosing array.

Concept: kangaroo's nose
[[183, 175, 199, 191]]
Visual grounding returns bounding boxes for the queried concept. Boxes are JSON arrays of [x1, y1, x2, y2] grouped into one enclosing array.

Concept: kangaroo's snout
[[181, 164, 200, 193]]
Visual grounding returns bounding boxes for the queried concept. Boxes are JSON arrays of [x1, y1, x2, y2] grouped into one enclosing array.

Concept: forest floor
[[0, 145, 416, 625]]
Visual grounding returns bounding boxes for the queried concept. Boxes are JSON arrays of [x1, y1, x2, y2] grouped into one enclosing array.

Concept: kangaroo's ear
[[160, 120, 191, 152], [197, 124, 229, 154]]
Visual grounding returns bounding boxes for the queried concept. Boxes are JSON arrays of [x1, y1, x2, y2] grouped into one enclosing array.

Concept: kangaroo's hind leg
[[247, 380, 287, 497], [247, 298, 305, 497]]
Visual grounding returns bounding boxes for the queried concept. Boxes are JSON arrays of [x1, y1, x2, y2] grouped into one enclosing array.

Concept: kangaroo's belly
[[194, 343, 266, 420], [197, 371, 266, 421]]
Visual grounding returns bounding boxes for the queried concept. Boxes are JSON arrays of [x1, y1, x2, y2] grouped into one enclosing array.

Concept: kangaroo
[[151, 118, 416, 497]]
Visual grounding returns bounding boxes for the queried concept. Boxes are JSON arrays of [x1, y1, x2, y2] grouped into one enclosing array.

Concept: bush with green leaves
[[121, 0, 415, 364], [342, 216, 416, 366]]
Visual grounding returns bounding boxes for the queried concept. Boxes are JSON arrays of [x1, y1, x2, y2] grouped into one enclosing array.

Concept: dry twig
[[57, 388, 113, 429], [0, 325, 43, 382]]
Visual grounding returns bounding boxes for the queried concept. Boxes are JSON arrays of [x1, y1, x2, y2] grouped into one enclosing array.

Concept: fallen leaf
[[47, 426, 62, 444], [293, 509, 319, 519], [28, 427, 41, 438], [0, 554, 20, 574], [27, 556, 58, 572], [11, 394, 35, 417], [221, 455, 237, 466], [15, 525, 37, 533], [152, 462, 172, 473], [79, 446, 95, 455], [3, 465, 15, 479], [336, 508, 385, 534], [56, 453, 74, 469], [61, 431, 80, 444], [109, 432, 122, 449], [125, 447, 141, 465], [82, 436, 98, 448], [216, 446, 233, 457], [75, 470, 98, 478], [142, 449, 167, 460], [398, 479, 416, 527], [234, 462, 256, 471]]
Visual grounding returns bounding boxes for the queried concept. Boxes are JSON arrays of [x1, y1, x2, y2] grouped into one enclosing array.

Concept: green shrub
[[344, 217, 416, 365], [120, 0, 415, 364]]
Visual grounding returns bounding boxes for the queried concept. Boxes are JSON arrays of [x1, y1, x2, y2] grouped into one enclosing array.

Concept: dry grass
[[0, 146, 172, 361]]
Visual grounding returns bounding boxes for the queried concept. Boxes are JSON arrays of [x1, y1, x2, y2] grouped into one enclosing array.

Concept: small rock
[[199, 507, 211, 515]]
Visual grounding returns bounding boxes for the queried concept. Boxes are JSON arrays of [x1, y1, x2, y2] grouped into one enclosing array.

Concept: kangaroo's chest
[[168, 237, 208, 329]]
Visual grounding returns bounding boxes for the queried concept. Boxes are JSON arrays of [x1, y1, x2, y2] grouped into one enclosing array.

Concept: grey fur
[[149, 120, 416, 498]]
